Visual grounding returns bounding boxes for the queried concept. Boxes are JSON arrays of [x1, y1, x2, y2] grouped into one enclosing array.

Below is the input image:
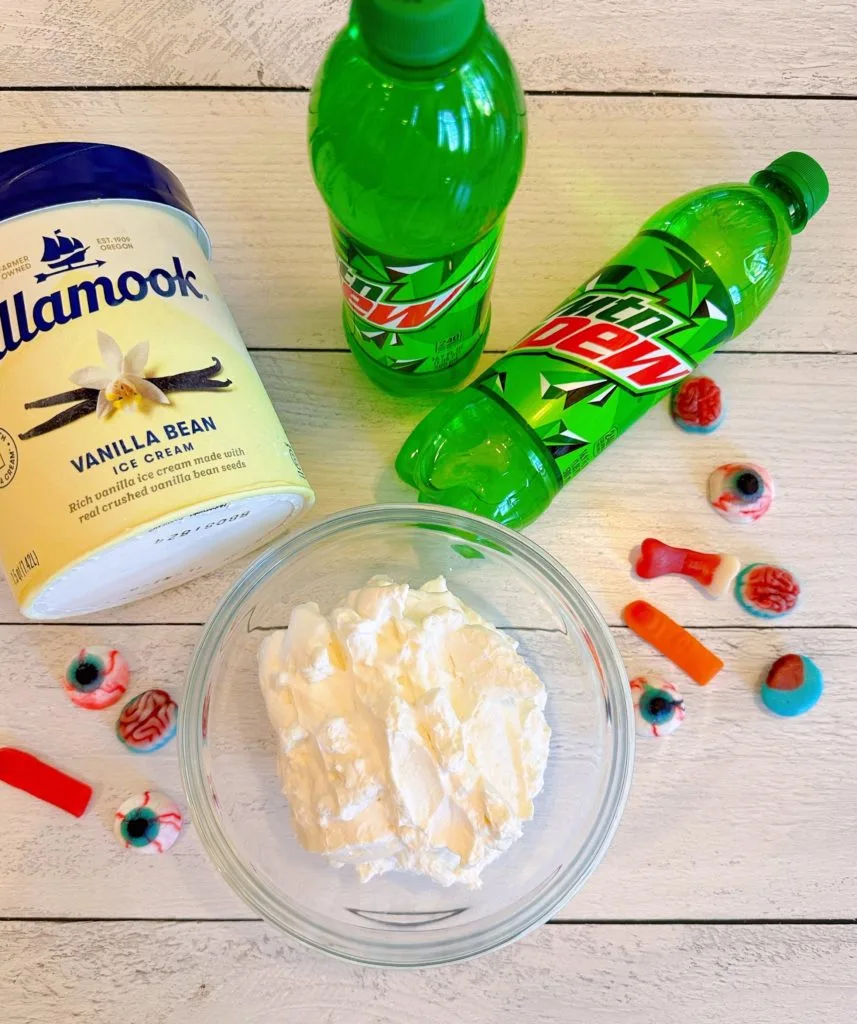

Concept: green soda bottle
[[397, 153, 829, 526], [308, 0, 526, 394]]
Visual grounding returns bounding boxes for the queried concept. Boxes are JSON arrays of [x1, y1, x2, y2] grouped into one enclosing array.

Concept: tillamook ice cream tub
[[0, 143, 314, 619]]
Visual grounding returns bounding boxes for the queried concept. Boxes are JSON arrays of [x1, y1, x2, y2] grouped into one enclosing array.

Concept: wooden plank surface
[[3, 0, 857, 95], [0, 349, 848, 628], [1, 624, 853, 921], [0, 73, 854, 1019], [3, 921, 856, 1024], [0, 92, 853, 356]]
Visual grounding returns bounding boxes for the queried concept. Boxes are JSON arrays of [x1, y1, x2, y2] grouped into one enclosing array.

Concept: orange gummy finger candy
[[623, 600, 724, 685]]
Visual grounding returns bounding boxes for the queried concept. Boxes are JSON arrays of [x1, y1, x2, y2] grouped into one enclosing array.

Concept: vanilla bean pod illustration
[[25, 387, 94, 410], [20, 357, 232, 440], [21, 398, 99, 438]]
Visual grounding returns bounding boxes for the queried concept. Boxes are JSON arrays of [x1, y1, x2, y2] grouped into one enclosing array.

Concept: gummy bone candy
[[623, 600, 724, 686], [115, 791, 182, 853], [761, 654, 822, 717], [635, 537, 740, 598], [708, 463, 774, 523], [64, 646, 129, 710], [0, 747, 92, 817], [631, 675, 686, 737], [671, 375, 724, 433]]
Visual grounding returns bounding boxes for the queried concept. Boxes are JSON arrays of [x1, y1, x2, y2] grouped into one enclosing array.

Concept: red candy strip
[[635, 537, 740, 598], [0, 747, 93, 818]]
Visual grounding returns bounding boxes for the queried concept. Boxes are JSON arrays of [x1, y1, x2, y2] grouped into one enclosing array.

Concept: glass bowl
[[180, 504, 633, 967]]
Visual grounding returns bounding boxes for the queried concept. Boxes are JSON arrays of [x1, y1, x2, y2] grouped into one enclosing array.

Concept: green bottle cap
[[353, 0, 484, 67], [761, 151, 830, 222]]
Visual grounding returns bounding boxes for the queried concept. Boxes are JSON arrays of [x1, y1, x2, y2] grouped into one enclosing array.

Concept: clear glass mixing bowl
[[180, 504, 633, 967]]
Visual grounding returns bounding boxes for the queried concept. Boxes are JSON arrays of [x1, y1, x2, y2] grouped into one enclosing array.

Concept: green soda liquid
[[308, 0, 526, 394], [397, 153, 829, 527]]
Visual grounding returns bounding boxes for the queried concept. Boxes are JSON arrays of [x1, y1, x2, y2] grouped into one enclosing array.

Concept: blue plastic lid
[[0, 141, 203, 235]]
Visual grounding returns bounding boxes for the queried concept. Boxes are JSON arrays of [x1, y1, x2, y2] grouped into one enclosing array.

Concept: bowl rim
[[180, 503, 634, 968]]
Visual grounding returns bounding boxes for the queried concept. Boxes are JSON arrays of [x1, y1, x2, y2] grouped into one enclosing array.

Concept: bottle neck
[[752, 169, 809, 234], [351, 20, 484, 81], [352, 0, 485, 73]]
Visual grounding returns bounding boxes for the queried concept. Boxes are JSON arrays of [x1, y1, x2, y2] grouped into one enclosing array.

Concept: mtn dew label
[[476, 231, 735, 482], [333, 223, 501, 375], [0, 167, 314, 620]]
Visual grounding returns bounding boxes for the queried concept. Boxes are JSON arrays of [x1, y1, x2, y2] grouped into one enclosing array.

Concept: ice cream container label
[[0, 198, 314, 618]]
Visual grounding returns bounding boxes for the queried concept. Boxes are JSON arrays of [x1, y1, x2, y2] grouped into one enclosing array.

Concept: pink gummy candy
[[635, 537, 741, 598]]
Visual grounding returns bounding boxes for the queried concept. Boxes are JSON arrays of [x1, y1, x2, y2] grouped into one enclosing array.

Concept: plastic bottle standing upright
[[308, 0, 526, 394], [397, 153, 829, 527]]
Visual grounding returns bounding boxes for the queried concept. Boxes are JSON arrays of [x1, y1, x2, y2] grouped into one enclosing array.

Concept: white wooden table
[[2, 2, 857, 1021]]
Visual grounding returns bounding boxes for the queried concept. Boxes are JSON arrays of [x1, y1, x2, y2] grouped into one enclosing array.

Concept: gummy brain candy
[[630, 675, 685, 737], [117, 689, 178, 753], [708, 463, 774, 523], [63, 646, 130, 710], [671, 375, 723, 433], [735, 563, 800, 618], [114, 791, 182, 854], [761, 654, 823, 717]]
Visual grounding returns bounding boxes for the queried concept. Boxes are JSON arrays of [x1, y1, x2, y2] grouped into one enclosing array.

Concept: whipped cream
[[258, 576, 551, 888]]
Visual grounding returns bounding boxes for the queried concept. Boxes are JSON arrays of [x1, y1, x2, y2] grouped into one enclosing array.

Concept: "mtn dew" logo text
[[338, 249, 494, 332], [0, 257, 206, 361], [516, 289, 696, 392]]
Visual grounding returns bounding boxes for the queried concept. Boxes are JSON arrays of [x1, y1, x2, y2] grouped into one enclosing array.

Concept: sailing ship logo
[[35, 229, 106, 283]]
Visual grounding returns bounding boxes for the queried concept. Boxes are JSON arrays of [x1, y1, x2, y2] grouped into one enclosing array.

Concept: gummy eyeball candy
[[736, 563, 800, 619], [630, 674, 685, 737], [761, 654, 823, 717], [116, 689, 178, 753], [64, 646, 130, 710], [114, 791, 182, 854], [708, 463, 774, 523], [671, 375, 724, 433]]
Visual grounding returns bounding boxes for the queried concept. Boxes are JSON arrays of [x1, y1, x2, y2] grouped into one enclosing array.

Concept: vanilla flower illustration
[[70, 331, 170, 419]]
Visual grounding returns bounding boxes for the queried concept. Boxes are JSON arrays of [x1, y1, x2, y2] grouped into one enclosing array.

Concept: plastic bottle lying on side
[[397, 152, 829, 527]]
